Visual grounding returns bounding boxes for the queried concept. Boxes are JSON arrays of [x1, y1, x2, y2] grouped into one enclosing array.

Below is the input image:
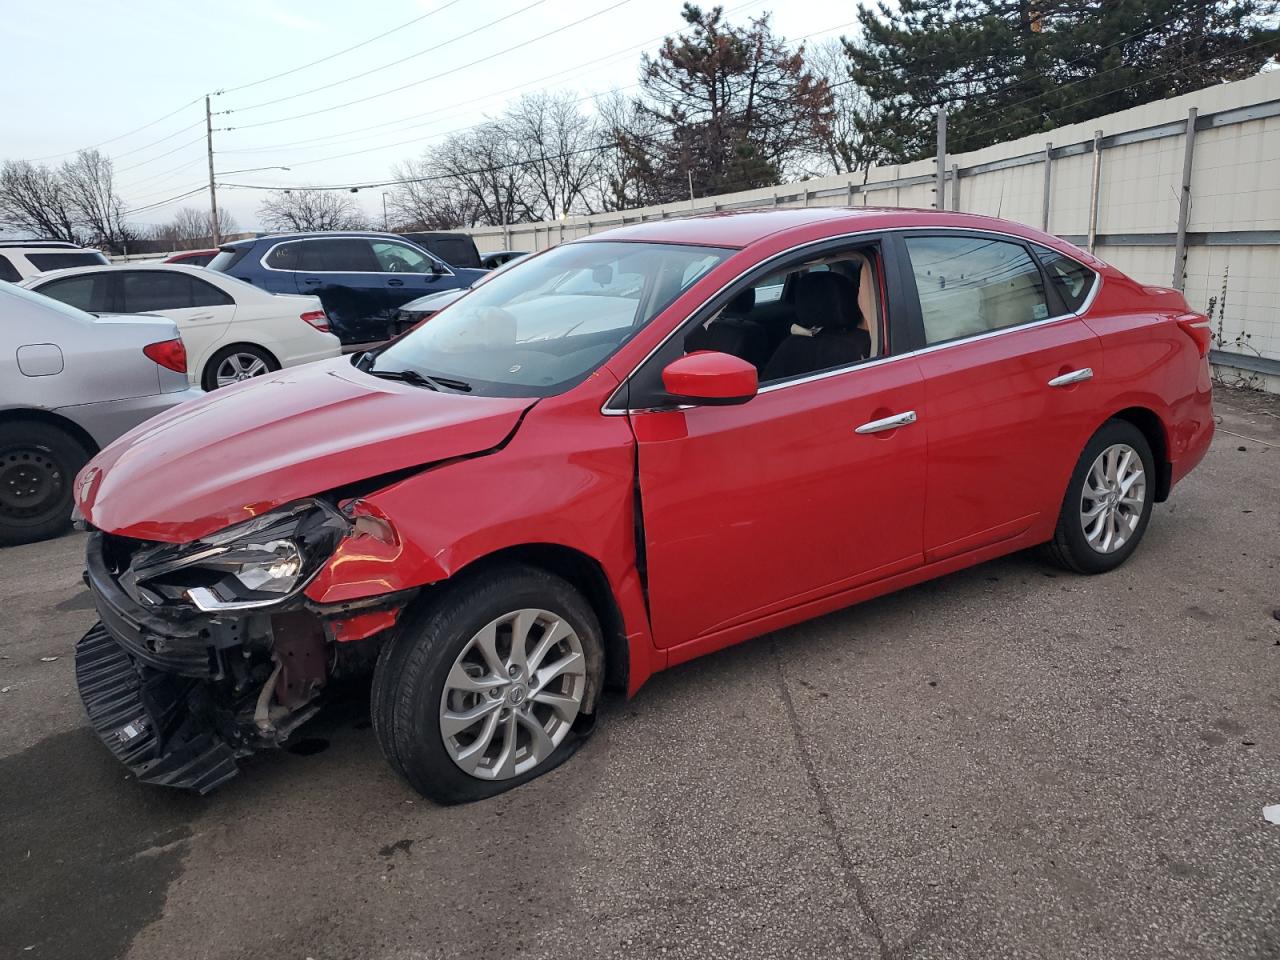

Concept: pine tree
[[846, 0, 1280, 163], [638, 4, 834, 199]]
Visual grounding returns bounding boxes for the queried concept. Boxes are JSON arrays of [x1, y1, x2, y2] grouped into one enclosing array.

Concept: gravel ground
[[1, 385, 1277, 960]]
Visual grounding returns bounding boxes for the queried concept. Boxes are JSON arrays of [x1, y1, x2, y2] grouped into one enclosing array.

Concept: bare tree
[[257, 188, 367, 232], [0, 160, 81, 242], [591, 90, 668, 211], [804, 38, 885, 180], [506, 91, 604, 219], [386, 158, 481, 229], [60, 150, 135, 250], [151, 207, 240, 249]]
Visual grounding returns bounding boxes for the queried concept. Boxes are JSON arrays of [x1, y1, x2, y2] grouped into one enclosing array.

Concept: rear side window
[[36, 274, 110, 312], [120, 271, 232, 312], [0, 255, 19, 282], [903, 235, 1050, 346], [1032, 244, 1097, 313], [266, 239, 379, 272], [26, 251, 109, 271]]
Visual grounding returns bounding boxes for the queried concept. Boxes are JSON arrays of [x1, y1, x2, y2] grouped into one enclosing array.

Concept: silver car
[[0, 282, 203, 546]]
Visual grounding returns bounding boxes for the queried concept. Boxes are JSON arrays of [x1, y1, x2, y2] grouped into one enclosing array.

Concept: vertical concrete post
[[847, 182, 854, 207], [950, 164, 959, 211], [1041, 142, 1053, 232], [935, 107, 947, 210], [1087, 130, 1103, 254], [1173, 107, 1198, 291]]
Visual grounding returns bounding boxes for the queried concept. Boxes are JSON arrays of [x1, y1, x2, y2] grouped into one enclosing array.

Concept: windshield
[[369, 240, 730, 397]]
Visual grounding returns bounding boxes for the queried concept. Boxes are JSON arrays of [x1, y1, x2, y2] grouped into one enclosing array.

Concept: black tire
[[1042, 419, 1155, 575], [201, 344, 279, 391], [371, 563, 604, 803], [0, 421, 92, 547]]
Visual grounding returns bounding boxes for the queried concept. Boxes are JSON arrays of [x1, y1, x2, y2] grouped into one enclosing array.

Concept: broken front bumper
[[75, 623, 243, 794]]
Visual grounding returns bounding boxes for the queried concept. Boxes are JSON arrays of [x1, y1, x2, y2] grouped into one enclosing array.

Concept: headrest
[[727, 287, 755, 315], [793, 272, 859, 330]]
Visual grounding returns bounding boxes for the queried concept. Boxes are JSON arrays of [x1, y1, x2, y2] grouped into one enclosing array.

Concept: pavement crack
[[771, 639, 889, 958]]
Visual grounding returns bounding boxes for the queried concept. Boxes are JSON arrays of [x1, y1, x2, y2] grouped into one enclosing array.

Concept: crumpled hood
[[78, 357, 534, 542]]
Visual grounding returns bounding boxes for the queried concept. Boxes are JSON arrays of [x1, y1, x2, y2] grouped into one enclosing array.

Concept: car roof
[[222, 231, 425, 249], [0, 240, 86, 250], [587, 207, 1068, 251], [23, 261, 235, 283]]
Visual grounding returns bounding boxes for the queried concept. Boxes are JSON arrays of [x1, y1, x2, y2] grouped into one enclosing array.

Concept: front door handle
[[855, 410, 918, 435], [1048, 367, 1093, 387], [387, 278, 404, 287]]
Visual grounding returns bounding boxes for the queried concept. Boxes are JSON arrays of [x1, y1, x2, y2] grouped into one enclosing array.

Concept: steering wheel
[[386, 257, 408, 273]]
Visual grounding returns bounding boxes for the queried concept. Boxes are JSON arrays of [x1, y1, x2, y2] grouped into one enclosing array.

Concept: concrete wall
[[463, 71, 1280, 390]]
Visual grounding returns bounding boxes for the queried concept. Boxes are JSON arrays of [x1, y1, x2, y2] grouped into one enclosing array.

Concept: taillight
[[143, 338, 187, 373], [300, 309, 330, 332], [1176, 314, 1212, 358]]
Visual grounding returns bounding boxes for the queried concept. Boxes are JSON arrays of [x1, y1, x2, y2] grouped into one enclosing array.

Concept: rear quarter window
[[1032, 244, 1098, 313], [0, 255, 20, 282]]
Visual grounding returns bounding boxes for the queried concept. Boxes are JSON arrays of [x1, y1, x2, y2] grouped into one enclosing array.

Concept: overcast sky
[[5, 0, 863, 232]]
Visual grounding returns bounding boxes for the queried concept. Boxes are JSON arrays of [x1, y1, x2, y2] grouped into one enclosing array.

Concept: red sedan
[[72, 208, 1214, 801]]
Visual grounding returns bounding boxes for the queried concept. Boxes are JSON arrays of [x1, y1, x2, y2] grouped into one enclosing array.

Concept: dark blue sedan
[[207, 232, 485, 344]]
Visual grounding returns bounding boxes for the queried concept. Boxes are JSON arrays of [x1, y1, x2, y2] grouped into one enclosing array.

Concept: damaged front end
[[74, 499, 408, 794]]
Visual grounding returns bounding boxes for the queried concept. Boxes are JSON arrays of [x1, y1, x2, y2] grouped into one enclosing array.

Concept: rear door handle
[[1048, 367, 1093, 387], [187, 313, 214, 321], [855, 411, 918, 434], [302, 277, 322, 285]]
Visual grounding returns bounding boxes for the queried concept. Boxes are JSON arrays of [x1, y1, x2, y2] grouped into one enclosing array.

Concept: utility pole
[[935, 107, 947, 210], [687, 170, 695, 210], [382, 192, 389, 231], [205, 95, 220, 246]]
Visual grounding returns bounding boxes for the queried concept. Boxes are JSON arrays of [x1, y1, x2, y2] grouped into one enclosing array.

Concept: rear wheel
[[203, 345, 279, 391], [0, 422, 91, 547], [372, 564, 603, 803], [1043, 419, 1155, 574]]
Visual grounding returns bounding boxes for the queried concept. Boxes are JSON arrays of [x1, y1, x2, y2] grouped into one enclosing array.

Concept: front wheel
[[371, 564, 604, 803], [1043, 419, 1155, 574]]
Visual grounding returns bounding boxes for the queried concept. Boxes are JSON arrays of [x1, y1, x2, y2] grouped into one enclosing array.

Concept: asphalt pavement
[[2, 386, 1278, 960]]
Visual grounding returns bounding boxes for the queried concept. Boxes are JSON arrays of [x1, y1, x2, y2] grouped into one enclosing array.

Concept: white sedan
[[21, 263, 341, 390]]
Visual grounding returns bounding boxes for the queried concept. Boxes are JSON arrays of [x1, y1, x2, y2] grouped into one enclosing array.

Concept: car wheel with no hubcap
[[0, 422, 91, 547]]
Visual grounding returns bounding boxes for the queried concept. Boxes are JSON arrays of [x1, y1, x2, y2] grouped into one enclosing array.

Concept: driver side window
[[682, 244, 886, 385], [372, 241, 435, 274]]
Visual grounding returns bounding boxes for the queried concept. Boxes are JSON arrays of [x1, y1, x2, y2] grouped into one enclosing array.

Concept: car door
[[369, 239, 453, 311], [290, 238, 389, 343], [119, 270, 235, 372], [626, 237, 927, 652], [898, 230, 1104, 562]]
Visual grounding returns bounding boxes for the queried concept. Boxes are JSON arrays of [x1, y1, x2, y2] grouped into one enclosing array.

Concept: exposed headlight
[[123, 500, 349, 612]]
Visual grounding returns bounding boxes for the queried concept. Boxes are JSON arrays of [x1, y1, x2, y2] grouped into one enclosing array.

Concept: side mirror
[[430, 260, 447, 276], [660, 351, 757, 406]]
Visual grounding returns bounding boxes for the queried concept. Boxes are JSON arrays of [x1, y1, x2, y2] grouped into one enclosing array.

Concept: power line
[[215, 0, 769, 157], [219, 0, 468, 95], [114, 135, 208, 174], [28, 97, 204, 162], [226, 0, 553, 113], [210, 7, 851, 181], [226, 0, 638, 131]]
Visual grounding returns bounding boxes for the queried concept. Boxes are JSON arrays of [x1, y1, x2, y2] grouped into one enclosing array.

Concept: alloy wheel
[[1080, 442, 1146, 554], [215, 352, 270, 388], [439, 608, 586, 780]]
